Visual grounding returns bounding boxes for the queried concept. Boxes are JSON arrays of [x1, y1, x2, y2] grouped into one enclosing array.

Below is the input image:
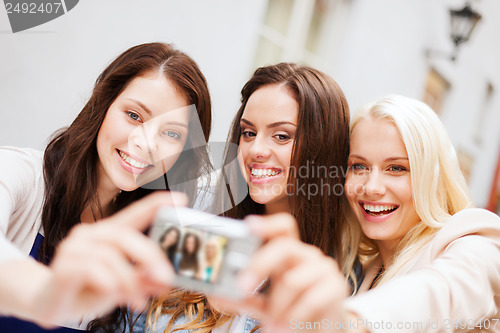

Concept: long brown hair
[[148, 63, 352, 333], [160, 226, 181, 264], [179, 232, 200, 271], [217, 63, 350, 261], [39, 42, 212, 332]]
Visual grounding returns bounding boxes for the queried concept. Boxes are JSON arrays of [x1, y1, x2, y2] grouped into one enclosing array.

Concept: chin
[[249, 195, 269, 205], [249, 193, 275, 205], [111, 177, 139, 192]]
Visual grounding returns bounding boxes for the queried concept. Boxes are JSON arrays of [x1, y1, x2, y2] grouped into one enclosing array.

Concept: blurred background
[[0, 0, 499, 213]]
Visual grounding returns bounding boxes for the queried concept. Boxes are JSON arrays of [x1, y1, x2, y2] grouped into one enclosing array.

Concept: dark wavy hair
[[160, 226, 181, 264], [179, 232, 201, 271], [217, 63, 350, 261], [39, 42, 212, 332], [146, 63, 350, 333]]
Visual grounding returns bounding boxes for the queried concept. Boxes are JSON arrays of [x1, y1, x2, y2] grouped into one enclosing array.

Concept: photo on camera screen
[[152, 223, 228, 284]]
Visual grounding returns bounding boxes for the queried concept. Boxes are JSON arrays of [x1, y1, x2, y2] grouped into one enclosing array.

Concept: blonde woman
[[200, 239, 223, 283], [239, 95, 500, 332]]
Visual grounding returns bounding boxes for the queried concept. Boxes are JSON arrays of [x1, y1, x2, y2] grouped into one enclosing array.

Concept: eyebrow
[[349, 154, 408, 162], [163, 121, 189, 129], [240, 118, 297, 128], [126, 98, 188, 128], [126, 98, 152, 116]]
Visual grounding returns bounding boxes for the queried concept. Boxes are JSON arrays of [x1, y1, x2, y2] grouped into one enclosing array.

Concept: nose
[[130, 124, 158, 154], [363, 167, 386, 197], [248, 135, 271, 161]]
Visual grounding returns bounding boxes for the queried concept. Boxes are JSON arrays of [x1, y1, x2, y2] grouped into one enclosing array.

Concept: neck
[[376, 239, 398, 268], [81, 165, 121, 223], [264, 198, 290, 215]]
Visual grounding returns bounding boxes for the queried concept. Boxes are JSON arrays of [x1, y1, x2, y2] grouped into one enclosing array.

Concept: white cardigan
[[0, 146, 44, 264], [344, 208, 500, 332]]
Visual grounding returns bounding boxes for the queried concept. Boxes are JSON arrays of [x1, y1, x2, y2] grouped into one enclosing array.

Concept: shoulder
[[0, 146, 43, 173], [430, 208, 500, 256], [0, 146, 44, 200], [439, 208, 499, 237], [0, 146, 43, 159]]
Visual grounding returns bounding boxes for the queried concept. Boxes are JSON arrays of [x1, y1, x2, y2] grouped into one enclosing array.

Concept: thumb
[[106, 191, 188, 230]]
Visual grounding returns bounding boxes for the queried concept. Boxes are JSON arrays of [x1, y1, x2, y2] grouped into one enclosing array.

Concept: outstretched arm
[[0, 191, 185, 327]]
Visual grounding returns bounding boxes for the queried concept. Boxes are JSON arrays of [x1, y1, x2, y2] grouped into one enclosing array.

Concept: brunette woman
[[0, 42, 212, 332], [175, 232, 201, 279], [159, 226, 181, 265], [144, 63, 358, 332]]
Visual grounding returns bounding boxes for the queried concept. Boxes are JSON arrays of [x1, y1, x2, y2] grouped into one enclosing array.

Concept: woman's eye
[[388, 165, 407, 172], [351, 163, 367, 171], [241, 130, 256, 139], [165, 131, 181, 139], [127, 111, 141, 122], [274, 134, 291, 141]]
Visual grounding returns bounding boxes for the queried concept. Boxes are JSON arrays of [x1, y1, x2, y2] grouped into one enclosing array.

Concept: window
[[457, 148, 474, 183], [254, 0, 338, 68], [423, 68, 450, 114], [474, 83, 494, 146]]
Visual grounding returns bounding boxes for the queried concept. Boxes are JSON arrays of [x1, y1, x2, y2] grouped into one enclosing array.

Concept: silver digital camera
[[149, 207, 261, 300]]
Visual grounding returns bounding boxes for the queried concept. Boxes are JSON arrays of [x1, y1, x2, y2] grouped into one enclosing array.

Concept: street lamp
[[426, 2, 482, 61], [449, 3, 482, 59]]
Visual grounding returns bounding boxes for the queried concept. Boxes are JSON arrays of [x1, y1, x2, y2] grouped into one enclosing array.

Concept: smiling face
[[96, 71, 190, 193], [161, 228, 180, 249], [345, 117, 421, 255], [184, 234, 198, 254], [237, 84, 298, 214]]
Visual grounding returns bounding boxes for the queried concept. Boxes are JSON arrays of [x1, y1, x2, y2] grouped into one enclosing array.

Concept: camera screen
[[151, 223, 228, 284]]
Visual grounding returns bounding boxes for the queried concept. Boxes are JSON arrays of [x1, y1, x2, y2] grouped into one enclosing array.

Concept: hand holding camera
[[149, 207, 262, 300]]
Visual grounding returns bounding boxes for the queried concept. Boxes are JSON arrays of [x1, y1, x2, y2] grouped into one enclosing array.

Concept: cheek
[[394, 178, 414, 205], [236, 145, 248, 176], [238, 141, 250, 160], [282, 146, 293, 169], [344, 173, 361, 200], [277, 146, 294, 178], [157, 140, 187, 167], [99, 112, 131, 148]]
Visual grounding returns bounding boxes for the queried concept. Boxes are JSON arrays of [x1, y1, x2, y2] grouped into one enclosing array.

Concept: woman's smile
[[115, 149, 153, 174]]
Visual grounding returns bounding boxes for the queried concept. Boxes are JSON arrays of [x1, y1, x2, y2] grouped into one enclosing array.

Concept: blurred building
[[250, 0, 500, 213], [0, 0, 498, 212]]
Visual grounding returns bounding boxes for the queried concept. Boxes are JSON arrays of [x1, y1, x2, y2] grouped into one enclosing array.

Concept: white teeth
[[363, 204, 397, 213], [251, 168, 280, 178], [119, 151, 150, 169]]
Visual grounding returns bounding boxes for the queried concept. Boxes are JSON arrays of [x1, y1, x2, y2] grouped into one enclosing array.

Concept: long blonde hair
[[146, 291, 232, 333], [350, 95, 472, 285]]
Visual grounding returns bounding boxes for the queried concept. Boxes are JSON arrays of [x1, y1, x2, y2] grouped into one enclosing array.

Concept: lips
[[251, 167, 282, 178], [358, 201, 399, 220], [116, 149, 153, 174], [248, 164, 283, 183], [362, 203, 398, 216]]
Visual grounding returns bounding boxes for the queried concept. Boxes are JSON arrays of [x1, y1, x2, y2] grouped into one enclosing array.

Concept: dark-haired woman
[[143, 63, 358, 332], [219, 62, 357, 283], [0, 42, 212, 332], [175, 232, 201, 279], [160, 226, 181, 266]]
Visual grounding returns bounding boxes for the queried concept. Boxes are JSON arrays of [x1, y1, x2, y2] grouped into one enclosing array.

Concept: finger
[[267, 257, 337, 322], [90, 226, 175, 286], [106, 191, 188, 230], [79, 223, 174, 287], [84, 244, 140, 298], [136, 273, 173, 298], [51, 258, 121, 317], [245, 213, 300, 241], [57, 224, 174, 307], [286, 275, 347, 326], [239, 239, 324, 293]]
